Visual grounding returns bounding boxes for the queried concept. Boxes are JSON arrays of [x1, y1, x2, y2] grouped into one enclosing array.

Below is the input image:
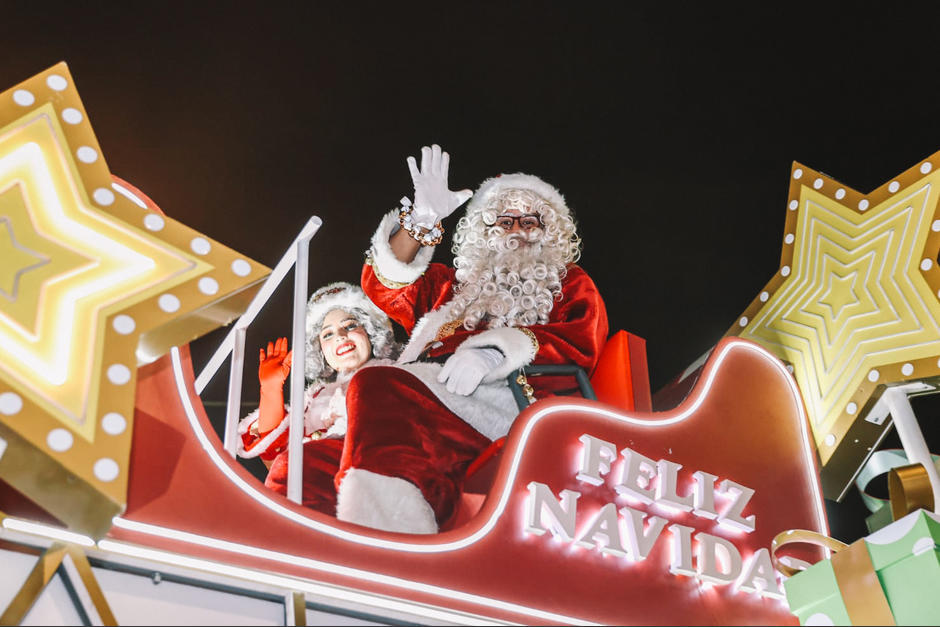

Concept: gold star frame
[[726, 153, 940, 499], [0, 62, 269, 537]]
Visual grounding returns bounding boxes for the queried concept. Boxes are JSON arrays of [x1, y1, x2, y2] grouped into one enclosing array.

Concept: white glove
[[437, 347, 504, 396], [406, 144, 473, 228]]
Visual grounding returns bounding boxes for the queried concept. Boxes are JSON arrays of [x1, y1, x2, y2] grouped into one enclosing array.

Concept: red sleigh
[[100, 325, 826, 625], [0, 170, 826, 624]]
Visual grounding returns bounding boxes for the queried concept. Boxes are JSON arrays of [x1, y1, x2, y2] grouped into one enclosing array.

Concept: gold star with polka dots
[[0, 62, 270, 537], [726, 155, 940, 499]]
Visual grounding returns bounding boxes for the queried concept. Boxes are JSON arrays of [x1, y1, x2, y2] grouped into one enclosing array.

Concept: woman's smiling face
[[318, 308, 372, 373]]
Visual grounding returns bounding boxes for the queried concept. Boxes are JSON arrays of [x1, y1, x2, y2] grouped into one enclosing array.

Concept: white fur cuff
[[458, 327, 539, 382], [368, 209, 435, 286], [236, 409, 289, 459], [336, 468, 438, 534]]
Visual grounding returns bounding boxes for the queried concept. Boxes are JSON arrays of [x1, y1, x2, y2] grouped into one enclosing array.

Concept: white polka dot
[[76, 146, 98, 163], [760, 291, 769, 302], [158, 294, 180, 313], [806, 612, 835, 626], [835, 188, 846, 200], [93, 188, 115, 206], [107, 364, 131, 385], [143, 214, 165, 231], [61, 108, 83, 124], [813, 178, 823, 189], [13, 89, 34, 106], [47, 428, 73, 452], [824, 434, 836, 447], [781, 265, 791, 277], [846, 402, 858, 415], [888, 181, 900, 193], [922, 162, 933, 174], [112, 315, 136, 335], [793, 168, 803, 180], [788, 200, 798, 211], [101, 412, 127, 436], [190, 237, 211, 255], [46, 74, 67, 91], [902, 363, 914, 376], [231, 259, 251, 276], [868, 369, 880, 382], [93, 458, 120, 482], [858, 199, 869, 211], [739, 316, 748, 327], [0, 392, 23, 415], [922, 258, 933, 272], [198, 277, 219, 295], [786, 364, 795, 374], [933, 220, 940, 232], [785, 233, 795, 244]]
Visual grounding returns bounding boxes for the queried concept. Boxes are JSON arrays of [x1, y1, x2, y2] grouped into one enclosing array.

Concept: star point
[[0, 62, 270, 536], [727, 153, 940, 498]]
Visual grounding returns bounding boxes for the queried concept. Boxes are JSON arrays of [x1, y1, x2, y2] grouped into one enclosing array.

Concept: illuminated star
[[0, 62, 270, 536], [727, 156, 940, 498]]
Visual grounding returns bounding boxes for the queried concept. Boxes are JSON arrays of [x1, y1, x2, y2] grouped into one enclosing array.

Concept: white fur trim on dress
[[396, 302, 457, 364], [236, 408, 290, 459], [336, 468, 438, 534], [457, 327, 538, 382], [369, 209, 435, 285]]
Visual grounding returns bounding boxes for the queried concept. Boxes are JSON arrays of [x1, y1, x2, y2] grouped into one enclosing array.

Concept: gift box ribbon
[[772, 529, 896, 626]]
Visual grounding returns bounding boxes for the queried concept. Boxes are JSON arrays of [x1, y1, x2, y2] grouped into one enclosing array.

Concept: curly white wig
[[449, 173, 581, 330], [303, 282, 398, 383]]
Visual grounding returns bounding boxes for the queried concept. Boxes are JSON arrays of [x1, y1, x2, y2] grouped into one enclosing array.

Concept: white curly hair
[[449, 173, 581, 330], [303, 282, 398, 384]]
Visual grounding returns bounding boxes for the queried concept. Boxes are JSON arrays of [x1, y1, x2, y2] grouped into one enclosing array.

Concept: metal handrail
[[507, 364, 596, 410], [194, 215, 321, 505]]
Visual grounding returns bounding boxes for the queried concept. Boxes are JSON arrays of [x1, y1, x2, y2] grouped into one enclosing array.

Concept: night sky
[[6, 3, 940, 542]]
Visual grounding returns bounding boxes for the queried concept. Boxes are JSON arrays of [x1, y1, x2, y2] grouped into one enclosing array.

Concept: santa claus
[[336, 145, 608, 533]]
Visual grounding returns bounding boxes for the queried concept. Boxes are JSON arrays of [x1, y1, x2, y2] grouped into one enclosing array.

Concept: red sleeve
[[426, 264, 609, 375], [361, 261, 457, 334], [528, 265, 609, 374]]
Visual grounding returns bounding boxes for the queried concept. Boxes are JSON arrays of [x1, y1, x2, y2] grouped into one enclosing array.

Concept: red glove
[[257, 337, 293, 434]]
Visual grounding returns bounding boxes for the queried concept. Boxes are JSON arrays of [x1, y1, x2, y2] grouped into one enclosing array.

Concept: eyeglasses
[[494, 214, 542, 230]]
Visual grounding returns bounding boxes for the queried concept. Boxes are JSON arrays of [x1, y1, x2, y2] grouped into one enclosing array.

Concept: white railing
[[195, 216, 322, 504]]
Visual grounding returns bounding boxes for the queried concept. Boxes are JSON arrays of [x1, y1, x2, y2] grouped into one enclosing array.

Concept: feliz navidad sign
[[526, 433, 783, 598]]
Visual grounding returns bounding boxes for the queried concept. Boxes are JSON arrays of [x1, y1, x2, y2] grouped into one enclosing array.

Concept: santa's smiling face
[[318, 308, 372, 373]]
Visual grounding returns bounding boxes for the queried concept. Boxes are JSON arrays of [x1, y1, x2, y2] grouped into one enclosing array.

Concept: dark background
[[6, 2, 940, 542]]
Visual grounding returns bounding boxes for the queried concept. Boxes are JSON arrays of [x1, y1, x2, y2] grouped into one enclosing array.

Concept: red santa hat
[[464, 173, 571, 219], [303, 282, 396, 381]]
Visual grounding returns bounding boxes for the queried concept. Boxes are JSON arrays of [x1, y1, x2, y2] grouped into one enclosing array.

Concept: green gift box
[[783, 509, 940, 625]]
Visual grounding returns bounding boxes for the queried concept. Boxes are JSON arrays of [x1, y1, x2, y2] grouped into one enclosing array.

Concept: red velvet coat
[[362, 260, 609, 397]]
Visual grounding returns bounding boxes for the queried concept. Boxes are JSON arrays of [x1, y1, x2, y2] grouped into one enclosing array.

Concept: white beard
[[450, 231, 566, 330]]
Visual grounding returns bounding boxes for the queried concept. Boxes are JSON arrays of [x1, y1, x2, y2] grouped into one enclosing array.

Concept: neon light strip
[[165, 339, 828, 552], [94, 540, 509, 626], [110, 181, 147, 208], [112, 340, 827, 622], [103, 525, 589, 625], [3, 517, 95, 547]]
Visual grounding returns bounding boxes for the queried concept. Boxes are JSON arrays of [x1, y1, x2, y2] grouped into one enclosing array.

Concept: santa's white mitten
[[404, 144, 473, 228], [437, 347, 504, 396]]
